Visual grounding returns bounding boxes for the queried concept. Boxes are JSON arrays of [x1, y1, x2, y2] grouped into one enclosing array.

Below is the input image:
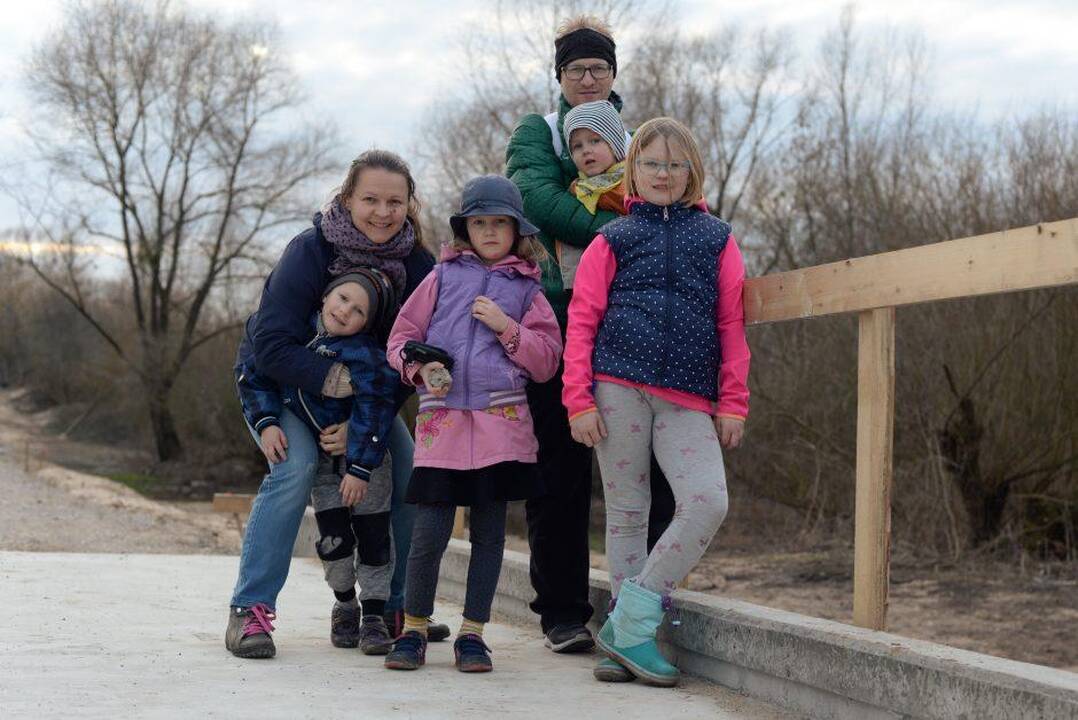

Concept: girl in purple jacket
[[384, 175, 562, 673]]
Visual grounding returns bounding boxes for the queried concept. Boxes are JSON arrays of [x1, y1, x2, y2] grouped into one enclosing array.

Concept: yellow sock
[[459, 618, 484, 637], [403, 613, 429, 638]]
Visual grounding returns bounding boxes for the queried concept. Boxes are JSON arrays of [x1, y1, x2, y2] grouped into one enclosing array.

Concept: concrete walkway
[[0, 552, 799, 720]]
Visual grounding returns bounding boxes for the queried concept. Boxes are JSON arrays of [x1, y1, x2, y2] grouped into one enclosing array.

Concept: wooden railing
[[743, 218, 1078, 630]]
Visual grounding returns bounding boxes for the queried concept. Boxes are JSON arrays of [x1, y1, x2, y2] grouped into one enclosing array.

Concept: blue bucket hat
[[450, 175, 540, 240]]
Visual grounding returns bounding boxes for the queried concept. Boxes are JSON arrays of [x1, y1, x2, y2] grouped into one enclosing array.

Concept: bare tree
[[732, 8, 1078, 556], [15, 0, 339, 460], [412, 0, 657, 243], [621, 24, 794, 224]]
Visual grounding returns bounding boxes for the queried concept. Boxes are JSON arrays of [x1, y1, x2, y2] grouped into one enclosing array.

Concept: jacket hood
[[438, 244, 542, 281]]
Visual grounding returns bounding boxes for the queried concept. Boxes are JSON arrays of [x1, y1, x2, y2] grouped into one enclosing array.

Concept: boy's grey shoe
[[358, 615, 394, 655], [226, 605, 277, 659], [427, 617, 451, 643], [544, 622, 595, 653], [331, 602, 361, 648]]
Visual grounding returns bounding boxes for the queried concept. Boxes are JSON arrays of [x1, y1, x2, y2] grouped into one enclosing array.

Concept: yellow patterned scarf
[[572, 161, 626, 214]]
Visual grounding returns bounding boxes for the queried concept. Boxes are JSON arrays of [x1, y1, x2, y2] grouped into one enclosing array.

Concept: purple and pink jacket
[[562, 197, 751, 421], [387, 247, 562, 470]]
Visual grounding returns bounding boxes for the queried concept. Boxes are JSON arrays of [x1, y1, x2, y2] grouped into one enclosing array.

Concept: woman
[[505, 15, 677, 667], [225, 150, 449, 659]]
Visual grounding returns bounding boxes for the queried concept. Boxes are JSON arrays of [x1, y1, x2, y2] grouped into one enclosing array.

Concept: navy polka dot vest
[[593, 202, 730, 400]]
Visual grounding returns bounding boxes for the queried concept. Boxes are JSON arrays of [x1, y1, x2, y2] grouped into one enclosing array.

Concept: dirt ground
[[2, 388, 1075, 672], [0, 389, 239, 555]]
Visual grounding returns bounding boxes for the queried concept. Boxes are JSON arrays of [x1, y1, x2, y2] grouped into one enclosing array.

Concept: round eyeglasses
[[635, 159, 692, 176]]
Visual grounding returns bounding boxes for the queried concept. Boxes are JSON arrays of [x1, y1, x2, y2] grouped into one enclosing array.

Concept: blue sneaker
[[454, 633, 493, 673], [384, 630, 427, 670]]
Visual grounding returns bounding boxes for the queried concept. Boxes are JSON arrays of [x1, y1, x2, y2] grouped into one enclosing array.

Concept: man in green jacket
[[505, 15, 675, 666]]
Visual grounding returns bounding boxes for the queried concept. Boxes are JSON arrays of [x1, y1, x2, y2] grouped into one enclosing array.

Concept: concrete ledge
[[294, 506, 318, 558], [438, 539, 1078, 720]]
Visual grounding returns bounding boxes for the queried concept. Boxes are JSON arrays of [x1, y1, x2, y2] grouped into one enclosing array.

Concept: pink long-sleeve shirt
[[388, 250, 563, 470], [562, 231, 751, 420]]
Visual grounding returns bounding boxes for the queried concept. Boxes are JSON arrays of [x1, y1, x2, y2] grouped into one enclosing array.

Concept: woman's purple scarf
[[320, 198, 415, 296]]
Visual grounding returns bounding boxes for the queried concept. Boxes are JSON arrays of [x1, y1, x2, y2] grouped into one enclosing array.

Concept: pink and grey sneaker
[[225, 604, 277, 659]]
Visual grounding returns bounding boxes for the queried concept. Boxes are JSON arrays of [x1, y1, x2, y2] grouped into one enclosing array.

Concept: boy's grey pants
[[311, 452, 393, 605]]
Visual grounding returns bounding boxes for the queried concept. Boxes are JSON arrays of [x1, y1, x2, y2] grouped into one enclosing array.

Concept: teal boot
[[596, 581, 679, 687]]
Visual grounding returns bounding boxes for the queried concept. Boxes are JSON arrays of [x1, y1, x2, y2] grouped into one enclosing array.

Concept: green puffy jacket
[[506, 92, 626, 326]]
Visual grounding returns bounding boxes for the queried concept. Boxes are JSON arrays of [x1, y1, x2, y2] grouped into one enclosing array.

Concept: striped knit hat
[[562, 100, 627, 161]]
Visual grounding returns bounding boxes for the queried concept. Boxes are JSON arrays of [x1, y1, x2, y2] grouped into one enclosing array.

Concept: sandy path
[[0, 389, 240, 555]]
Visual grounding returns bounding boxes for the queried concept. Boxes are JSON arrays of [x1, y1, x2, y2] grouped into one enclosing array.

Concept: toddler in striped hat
[[559, 99, 630, 289]]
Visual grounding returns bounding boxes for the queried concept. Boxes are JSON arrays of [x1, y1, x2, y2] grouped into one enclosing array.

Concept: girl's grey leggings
[[594, 381, 729, 597], [404, 500, 507, 623]]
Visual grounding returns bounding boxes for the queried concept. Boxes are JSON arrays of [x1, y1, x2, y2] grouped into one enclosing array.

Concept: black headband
[[554, 28, 617, 80]]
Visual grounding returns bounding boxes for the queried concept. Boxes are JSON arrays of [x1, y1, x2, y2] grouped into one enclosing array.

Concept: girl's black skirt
[[405, 461, 544, 506]]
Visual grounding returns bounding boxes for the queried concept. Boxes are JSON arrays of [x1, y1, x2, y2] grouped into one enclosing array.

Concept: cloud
[[0, 239, 124, 259], [0, 0, 1075, 234]]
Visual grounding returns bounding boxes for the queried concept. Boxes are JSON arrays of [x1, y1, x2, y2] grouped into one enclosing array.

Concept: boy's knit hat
[[562, 100, 627, 161], [323, 268, 395, 334]]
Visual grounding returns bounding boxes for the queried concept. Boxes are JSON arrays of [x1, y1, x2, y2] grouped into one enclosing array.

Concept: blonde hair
[[624, 117, 706, 207], [555, 15, 613, 41], [449, 232, 548, 265]]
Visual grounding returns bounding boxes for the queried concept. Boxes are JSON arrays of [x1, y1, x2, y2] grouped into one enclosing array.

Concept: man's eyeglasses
[[635, 159, 692, 176], [561, 63, 612, 81]]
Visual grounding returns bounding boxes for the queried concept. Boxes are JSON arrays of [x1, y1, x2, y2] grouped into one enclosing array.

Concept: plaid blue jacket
[[235, 313, 398, 480]]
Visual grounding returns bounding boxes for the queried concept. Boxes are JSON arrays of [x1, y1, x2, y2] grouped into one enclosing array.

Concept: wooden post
[[211, 493, 256, 515], [452, 508, 467, 539], [853, 307, 895, 630], [212, 492, 256, 539]]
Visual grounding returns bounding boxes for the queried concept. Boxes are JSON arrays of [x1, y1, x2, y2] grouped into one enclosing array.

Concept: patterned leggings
[[594, 381, 729, 597]]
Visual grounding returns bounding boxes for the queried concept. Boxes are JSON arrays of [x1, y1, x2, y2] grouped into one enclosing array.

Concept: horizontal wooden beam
[[212, 492, 255, 515], [745, 218, 1078, 325]]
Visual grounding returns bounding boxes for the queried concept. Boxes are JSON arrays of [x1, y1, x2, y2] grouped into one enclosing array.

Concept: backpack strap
[[545, 111, 563, 158]]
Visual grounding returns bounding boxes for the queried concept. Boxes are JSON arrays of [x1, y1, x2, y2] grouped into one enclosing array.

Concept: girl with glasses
[[561, 117, 751, 686]]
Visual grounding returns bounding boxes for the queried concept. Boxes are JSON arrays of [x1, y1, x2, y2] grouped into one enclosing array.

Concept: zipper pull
[[663, 206, 669, 221]]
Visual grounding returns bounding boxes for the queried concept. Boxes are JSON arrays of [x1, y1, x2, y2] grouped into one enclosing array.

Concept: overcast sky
[[1, 0, 1076, 255]]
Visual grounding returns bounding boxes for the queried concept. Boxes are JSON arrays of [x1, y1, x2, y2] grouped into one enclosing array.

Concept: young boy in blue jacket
[[236, 269, 401, 654]]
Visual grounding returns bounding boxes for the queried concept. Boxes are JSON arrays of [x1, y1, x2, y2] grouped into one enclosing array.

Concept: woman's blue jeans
[[231, 409, 415, 611], [385, 414, 416, 611]]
